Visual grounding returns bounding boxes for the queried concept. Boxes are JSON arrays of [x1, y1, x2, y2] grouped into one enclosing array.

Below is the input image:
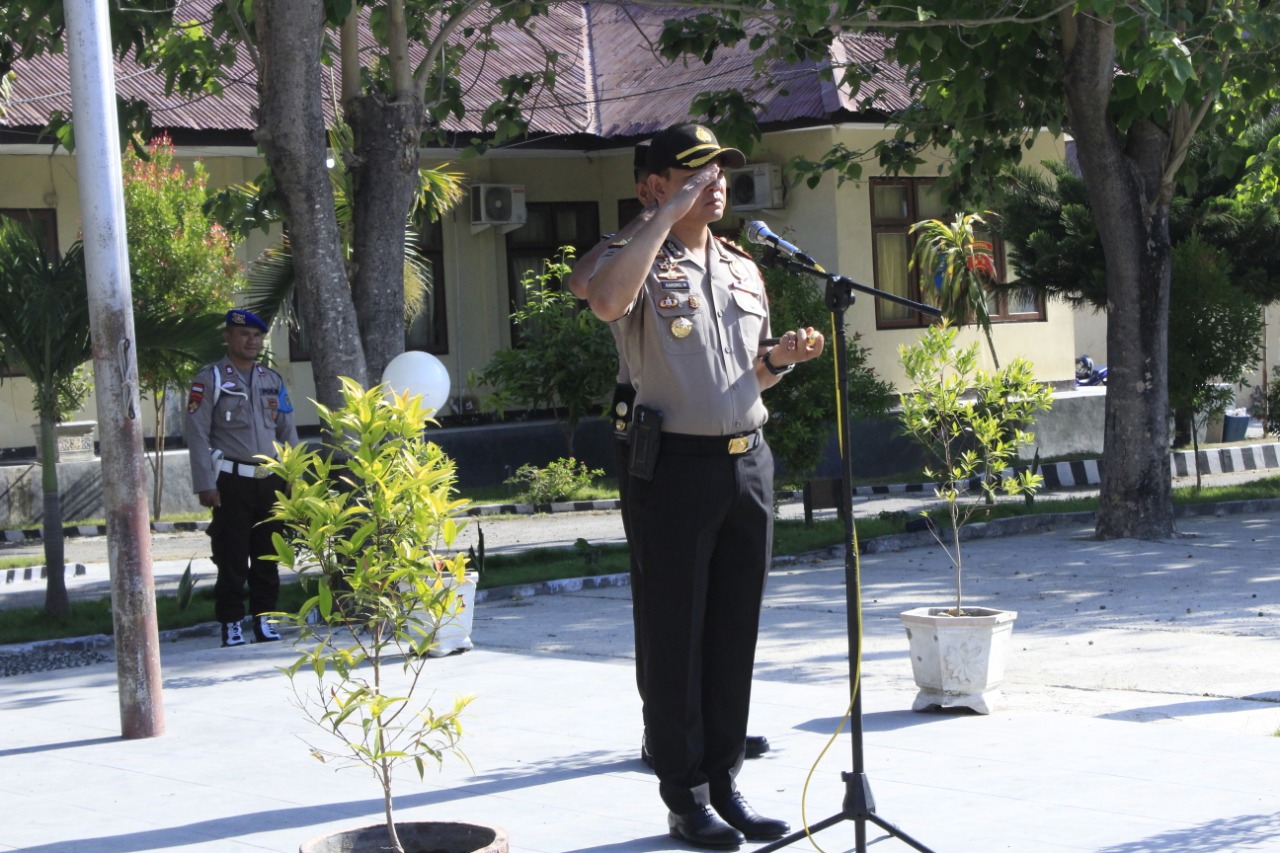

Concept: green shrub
[[505, 457, 604, 504]]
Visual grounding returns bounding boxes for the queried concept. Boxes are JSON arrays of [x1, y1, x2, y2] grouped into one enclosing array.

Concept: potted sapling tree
[[896, 322, 1052, 713], [262, 377, 506, 853]]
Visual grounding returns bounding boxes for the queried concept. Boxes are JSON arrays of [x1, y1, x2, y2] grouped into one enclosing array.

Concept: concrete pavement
[[2, 503, 1280, 852]]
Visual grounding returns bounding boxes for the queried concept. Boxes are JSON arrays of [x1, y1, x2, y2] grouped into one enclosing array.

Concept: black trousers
[[627, 436, 774, 813], [209, 470, 286, 624], [612, 436, 646, 698]]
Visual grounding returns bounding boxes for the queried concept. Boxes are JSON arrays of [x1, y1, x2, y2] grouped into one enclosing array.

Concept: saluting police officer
[[588, 124, 824, 849], [567, 144, 771, 773], [183, 309, 298, 648]]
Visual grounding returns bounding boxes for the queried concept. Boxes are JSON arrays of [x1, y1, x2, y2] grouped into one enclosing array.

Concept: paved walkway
[[2, 502, 1279, 851]]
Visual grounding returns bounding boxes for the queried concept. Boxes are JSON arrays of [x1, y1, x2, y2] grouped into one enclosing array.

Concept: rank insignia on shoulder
[[716, 234, 753, 259], [609, 238, 631, 248]]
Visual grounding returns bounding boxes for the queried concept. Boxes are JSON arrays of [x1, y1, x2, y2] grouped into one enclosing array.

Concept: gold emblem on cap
[[695, 126, 714, 143], [671, 316, 694, 339]]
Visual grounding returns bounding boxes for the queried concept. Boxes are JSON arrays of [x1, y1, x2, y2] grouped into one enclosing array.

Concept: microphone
[[745, 221, 820, 267]]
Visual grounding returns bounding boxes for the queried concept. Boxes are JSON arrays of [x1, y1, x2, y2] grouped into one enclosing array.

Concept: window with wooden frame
[[405, 220, 449, 355], [0, 208, 58, 255], [505, 201, 599, 344], [869, 178, 1043, 327]]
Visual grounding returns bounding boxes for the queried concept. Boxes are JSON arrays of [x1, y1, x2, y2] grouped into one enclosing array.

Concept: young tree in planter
[[471, 248, 618, 457], [898, 322, 1052, 616], [122, 135, 238, 518], [264, 378, 479, 853]]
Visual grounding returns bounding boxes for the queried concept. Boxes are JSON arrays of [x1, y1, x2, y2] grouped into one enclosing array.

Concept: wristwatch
[[763, 348, 794, 376]]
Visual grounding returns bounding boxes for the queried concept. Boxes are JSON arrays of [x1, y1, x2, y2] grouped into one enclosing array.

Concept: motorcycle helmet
[[1075, 355, 1094, 381]]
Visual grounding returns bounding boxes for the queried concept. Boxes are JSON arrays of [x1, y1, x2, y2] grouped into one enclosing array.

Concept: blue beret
[[226, 309, 268, 333]]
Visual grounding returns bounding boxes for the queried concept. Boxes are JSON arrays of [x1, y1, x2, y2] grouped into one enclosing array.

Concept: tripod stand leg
[[844, 771, 937, 853], [752, 812, 847, 853]]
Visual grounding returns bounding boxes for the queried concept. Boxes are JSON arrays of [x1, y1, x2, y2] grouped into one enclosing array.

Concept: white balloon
[[382, 351, 452, 414]]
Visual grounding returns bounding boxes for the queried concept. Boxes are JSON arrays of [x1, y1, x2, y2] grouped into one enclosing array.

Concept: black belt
[[661, 430, 761, 456]]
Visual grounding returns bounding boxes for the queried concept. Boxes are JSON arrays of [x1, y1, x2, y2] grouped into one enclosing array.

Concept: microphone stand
[[756, 246, 941, 853]]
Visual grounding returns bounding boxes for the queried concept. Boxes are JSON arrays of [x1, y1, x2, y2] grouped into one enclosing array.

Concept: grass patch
[[4, 477, 1280, 647], [461, 477, 623, 506], [59, 511, 212, 528], [478, 542, 631, 589], [0, 581, 314, 645], [1172, 474, 1280, 504]]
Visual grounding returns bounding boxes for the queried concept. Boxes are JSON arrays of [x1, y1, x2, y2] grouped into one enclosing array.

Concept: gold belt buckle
[[253, 465, 271, 480], [727, 435, 750, 455]]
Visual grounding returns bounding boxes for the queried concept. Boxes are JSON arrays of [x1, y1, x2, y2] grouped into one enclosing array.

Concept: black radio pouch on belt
[[628, 405, 662, 481]]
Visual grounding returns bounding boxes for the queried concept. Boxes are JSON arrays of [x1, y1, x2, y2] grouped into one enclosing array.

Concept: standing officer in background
[[588, 124, 824, 849], [184, 309, 298, 648], [567, 144, 771, 772]]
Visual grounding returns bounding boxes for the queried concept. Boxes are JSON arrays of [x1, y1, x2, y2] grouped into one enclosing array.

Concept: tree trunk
[[39, 414, 68, 618], [346, 92, 421, 385], [1062, 14, 1174, 540], [255, 0, 367, 409]]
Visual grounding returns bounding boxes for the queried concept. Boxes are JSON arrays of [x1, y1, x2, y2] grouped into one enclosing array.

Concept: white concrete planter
[[899, 606, 1018, 715], [428, 570, 479, 657], [33, 420, 97, 463]]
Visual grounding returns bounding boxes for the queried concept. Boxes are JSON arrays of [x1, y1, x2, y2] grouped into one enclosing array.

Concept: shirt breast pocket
[[261, 392, 281, 428], [730, 288, 768, 349], [654, 297, 706, 355], [216, 392, 249, 424]]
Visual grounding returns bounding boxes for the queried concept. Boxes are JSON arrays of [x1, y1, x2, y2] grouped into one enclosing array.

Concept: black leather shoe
[[712, 791, 790, 841], [668, 806, 744, 849]]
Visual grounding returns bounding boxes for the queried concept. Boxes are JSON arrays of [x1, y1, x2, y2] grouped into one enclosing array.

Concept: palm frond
[[413, 165, 467, 224], [0, 223, 92, 408], [241, 240, 299, 330]]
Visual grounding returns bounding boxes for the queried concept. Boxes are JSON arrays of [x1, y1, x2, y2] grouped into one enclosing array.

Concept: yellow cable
[[796, 313, 862, 852]]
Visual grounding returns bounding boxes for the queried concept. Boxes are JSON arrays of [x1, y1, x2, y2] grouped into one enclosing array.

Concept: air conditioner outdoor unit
[[470, 183, 528, 229], [728, 164, 785, 211]]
